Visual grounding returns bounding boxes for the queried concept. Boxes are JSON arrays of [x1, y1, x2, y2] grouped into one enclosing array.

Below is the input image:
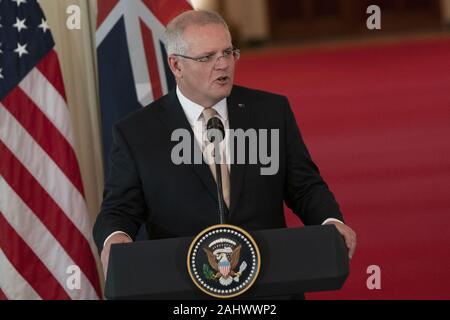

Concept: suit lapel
[[227, 87, 252, 219], [157, 90, 218, 203]]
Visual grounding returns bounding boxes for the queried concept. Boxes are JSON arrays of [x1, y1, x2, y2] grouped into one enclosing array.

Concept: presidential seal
[[187, 224, 261, 299]]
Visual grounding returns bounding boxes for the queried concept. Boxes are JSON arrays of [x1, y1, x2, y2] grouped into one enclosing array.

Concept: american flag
[[0, 0, 101, 299], [96, 0, 191, 172]]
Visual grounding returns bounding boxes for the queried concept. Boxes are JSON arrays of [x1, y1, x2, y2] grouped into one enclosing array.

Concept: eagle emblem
[[187, 224, 260, 298], [203, 240, 248, 286]]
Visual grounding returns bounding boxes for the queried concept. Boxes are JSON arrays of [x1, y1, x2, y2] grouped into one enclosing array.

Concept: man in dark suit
[[93, 10, 356, 277]]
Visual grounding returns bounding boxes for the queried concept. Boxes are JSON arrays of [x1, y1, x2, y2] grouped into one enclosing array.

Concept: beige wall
[[224, 0, 269, 42], [442, 0, 450, 23], [192, 0, 270, 42], [191, 0, 220, 11]]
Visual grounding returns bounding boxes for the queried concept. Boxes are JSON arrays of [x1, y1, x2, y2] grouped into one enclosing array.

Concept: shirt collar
[[176, 86, 228, 126]]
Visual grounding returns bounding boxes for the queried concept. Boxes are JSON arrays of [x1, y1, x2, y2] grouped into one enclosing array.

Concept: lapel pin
[[238, 103, 245, 108]]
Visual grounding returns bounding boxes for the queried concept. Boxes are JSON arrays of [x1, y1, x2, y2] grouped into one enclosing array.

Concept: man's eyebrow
[[197, 47, 233, 56], [196, 50, 216, 57], [221, 46, 234, 52]]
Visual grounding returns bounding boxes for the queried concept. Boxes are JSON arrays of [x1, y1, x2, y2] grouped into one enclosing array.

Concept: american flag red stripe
[[35, 50, 67, 101], [0, 288, 7, 300], [0, 212, 70, 300], [0, 142, 101, 298], [0, 0, 100, 299], [0, 94, 101, 299], [2, 87, 85, 195]]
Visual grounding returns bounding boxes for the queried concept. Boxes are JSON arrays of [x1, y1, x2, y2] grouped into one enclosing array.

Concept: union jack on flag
[[96, 0, 192, 172]]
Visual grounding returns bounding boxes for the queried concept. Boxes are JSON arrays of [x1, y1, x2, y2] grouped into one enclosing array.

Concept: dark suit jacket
[[93, 85, 343, 252]]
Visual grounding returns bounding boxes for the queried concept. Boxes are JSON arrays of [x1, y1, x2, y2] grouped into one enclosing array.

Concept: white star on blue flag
[[0, 0, 54, 96]]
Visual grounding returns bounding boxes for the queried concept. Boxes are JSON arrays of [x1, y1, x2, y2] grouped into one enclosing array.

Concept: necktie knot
[[202, 107, 217, 124]]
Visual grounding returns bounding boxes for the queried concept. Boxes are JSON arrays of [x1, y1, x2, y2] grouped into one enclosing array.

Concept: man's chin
[[212, 93, 231, 104], [214, 83, 233, 98], [204, 83, 233, 106]]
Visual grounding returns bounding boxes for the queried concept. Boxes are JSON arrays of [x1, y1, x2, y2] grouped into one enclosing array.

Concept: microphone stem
[[214, 145, 227, 224]]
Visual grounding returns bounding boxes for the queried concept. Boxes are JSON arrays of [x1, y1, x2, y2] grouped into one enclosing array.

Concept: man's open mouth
[[215, 76, 229, 84]]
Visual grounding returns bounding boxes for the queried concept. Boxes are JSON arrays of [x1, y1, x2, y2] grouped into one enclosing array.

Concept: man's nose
[[214, 55, 229, 70]]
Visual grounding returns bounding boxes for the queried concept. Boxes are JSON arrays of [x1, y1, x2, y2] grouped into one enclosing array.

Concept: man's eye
[[197, 55, 212, 63], [223, 49, 233, 57]]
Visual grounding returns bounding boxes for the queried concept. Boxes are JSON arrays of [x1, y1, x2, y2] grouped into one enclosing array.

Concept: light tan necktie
[[202, 107, 230, 209]]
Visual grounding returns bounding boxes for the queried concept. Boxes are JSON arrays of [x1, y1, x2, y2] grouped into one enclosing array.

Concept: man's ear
[[168, 55, 182, 78]]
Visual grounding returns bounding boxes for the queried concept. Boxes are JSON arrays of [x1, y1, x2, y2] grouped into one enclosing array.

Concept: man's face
[[171, 23, 236, 107]]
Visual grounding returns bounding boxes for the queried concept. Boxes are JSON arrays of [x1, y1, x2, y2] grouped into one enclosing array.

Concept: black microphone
[[206, 116, 228, 224]]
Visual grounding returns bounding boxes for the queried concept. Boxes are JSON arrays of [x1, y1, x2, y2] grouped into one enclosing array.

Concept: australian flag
[[96, 0, 192, 173]]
